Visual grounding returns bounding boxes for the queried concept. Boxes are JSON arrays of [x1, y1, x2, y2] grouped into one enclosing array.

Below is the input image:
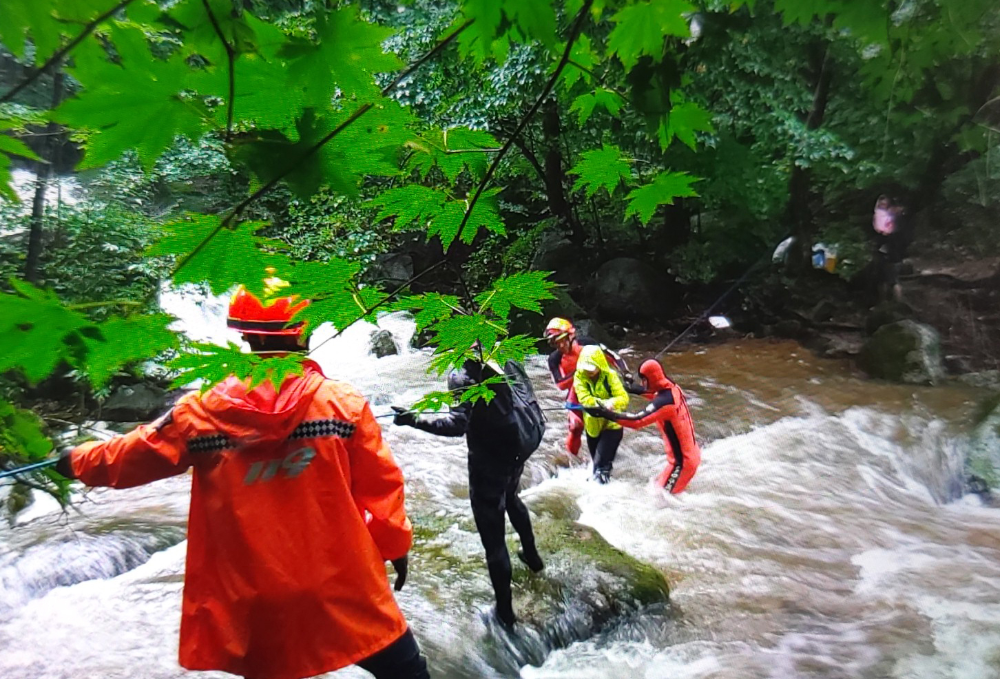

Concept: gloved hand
[[391, 406, 417, 427], [54, 447, 77, 479], [391, 554, 408, 591], [584, 405, 617, 419]]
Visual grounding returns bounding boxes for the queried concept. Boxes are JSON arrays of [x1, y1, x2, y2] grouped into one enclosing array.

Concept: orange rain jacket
[[65, 360, 413, 679]]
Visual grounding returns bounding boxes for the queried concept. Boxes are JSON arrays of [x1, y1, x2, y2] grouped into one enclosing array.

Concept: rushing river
[[1, 302, 998, 679]]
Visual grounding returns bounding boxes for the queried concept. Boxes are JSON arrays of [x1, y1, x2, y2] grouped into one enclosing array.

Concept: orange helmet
[[543, 317, 575, 342], [227, 276, 310, 336]]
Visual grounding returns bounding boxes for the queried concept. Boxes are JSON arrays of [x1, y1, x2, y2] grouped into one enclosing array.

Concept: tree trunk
[[541, 99, 586, 246], [24, 70, 64, 284], [786, 44, 833, 274]]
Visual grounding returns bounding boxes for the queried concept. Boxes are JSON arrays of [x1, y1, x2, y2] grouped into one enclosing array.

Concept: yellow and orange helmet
[[227, 274, 309, 336], [543, 317, 575, 343]]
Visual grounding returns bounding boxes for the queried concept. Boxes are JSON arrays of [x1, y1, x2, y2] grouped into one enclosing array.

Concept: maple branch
[[171, 18, 474, 280], [455, 1, 594, 242], [0, 0, 137, 105], [201, 0, 236, 140], [567, 59, 629, 101]]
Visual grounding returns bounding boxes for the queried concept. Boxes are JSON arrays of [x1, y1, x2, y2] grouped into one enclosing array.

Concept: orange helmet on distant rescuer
[[544, 317, 575, 342], [227, 280, 309, 336]]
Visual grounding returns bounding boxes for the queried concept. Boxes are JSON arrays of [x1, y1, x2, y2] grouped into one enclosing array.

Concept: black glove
[[391, 554, 408, 591], [54, 447, 77, 479], [391, 406, 417, 427], [583, 405, 617, 419]]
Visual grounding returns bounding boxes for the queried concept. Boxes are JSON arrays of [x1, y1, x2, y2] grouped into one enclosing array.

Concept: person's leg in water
[[469, 471, 516, 628], [355, 628, 431, 679], [591, 428, 624, 484], [566, 410, 584, 455], [503, 465, 544, 572]]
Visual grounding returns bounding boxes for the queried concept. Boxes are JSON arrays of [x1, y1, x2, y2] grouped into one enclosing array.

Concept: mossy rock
[[968, 393, 1000, 492], [858, 320, 944, 385], [403, 491, 670, 675]]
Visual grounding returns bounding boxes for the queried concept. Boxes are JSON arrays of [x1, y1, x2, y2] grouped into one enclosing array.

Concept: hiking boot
[[517, 549, 544, 573], [595, 470, 610, 485]]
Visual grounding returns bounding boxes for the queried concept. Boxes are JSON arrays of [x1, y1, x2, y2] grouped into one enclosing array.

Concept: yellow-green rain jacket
[[573, 345, 630, 438]]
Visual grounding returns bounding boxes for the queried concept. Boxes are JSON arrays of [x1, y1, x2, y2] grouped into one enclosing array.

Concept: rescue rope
[[653, 234, 789, 360], [0, 458, 58, 480]]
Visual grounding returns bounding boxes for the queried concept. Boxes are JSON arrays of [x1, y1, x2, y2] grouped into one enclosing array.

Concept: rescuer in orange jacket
[[544, 318, 637, 456], [55, 280, 430, 679], [587, 359, 701, 493]]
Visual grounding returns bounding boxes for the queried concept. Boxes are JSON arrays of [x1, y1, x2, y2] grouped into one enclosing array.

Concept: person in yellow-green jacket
[[573, 345, 630, 484]]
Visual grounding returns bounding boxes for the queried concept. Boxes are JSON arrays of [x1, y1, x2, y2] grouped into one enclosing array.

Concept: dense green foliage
[[0, 0, 997, 497]]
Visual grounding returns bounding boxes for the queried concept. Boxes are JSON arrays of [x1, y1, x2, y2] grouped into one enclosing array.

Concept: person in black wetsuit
[[392, 359, 544, 629]]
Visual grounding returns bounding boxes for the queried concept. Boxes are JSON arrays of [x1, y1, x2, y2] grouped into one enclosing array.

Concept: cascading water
[[1, 296, 998, 679]]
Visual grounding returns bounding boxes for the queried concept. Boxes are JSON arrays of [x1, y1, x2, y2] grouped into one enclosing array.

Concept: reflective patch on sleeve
[[288, 418, 356, 440], [186, 418, 354, 455], [187, 434, 232, 454]]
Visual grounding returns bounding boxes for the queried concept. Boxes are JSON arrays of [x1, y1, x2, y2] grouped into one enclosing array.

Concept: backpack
[[501, 360, 546, 462]]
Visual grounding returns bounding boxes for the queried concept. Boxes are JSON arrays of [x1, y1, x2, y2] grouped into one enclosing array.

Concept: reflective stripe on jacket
[[68, 361, 412, 679]]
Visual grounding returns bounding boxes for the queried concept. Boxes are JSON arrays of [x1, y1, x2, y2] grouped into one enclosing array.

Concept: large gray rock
[[968, 395, 1000, 492], [858, 320, 945, 385], [588, 258, 674, 321], [368, 253, 414, 286], [102, 383, 170, 421], [369, 329, 399, 357], [404, 490, 670, 675]]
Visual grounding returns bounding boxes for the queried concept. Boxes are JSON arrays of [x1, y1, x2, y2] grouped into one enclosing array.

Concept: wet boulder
[[588, 258, 675, 322], [857, 320, 945, 385], [102, 383, 171, 421], [968, 395, 1000, 492], [400, 490, 670, 675], [369, 329, 399, 358]]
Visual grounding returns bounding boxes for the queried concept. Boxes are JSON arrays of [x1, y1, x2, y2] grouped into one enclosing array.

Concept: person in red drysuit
[[588, 359, 701, 493]]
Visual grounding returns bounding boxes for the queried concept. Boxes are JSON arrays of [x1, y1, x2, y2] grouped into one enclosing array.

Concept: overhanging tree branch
[[0, 0, 137, 105], [171, 18, 475, 280], [201, 0, 236, 140], [454, 1, 594, 240]]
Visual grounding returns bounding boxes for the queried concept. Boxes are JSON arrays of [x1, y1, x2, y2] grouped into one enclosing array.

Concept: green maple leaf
[[0, 280, 95, 384], [371, 185, 447, 230], [239, 104, 411, 198], [475, 271, 556, 320], [569, 88, 624, 125], [168, 342, 306, 392], [281, 7, 403, 107], [390, 293, 462, 331], [0, 0, 69, 64], [0, 399, 53, 461], [485, 335, 539, 367], [428, 314, 499, 374], [430, 190, 505, 251], [832, 1, 889, 46], [607, 0, 694, 70], [0, 122, 42, 203], [54, 26, 211, 170], [147, 214, 278, 296], [569, 145, 632, 198], [662, 101, 714, 150], [83, 314, 179, 389], [278, 259, 364, 332], [625, 170, 700, 225], [458, 0, 504, 64], [561, 34, 596, 90], [407, 128, 499, 182], [773, 0, 827, 26], [407, 389, 455, 413], [505, 0, 557, 49]]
